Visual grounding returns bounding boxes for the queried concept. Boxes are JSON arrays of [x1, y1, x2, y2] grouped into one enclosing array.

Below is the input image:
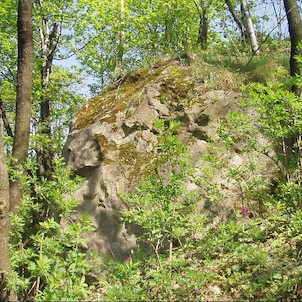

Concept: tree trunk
[[38, 38, 54, 180], [0, 119, 16, 301], [10, 0, 33, 212], [36, 12, 59, 180], [225, 0, 247, 43], [272, 0, 283, 40], [283, 0, 302, 178], [240, 2, 249, 42], [241, 0, 259, 54], [284, 0, 302, 78], [197, 0, 208, 49]]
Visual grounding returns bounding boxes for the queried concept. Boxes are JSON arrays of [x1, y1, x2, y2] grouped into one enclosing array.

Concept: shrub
[[8, 158, 94, 300]]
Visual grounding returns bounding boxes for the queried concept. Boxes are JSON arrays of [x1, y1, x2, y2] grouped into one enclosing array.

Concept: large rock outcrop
[[63, 58, 275, 259]]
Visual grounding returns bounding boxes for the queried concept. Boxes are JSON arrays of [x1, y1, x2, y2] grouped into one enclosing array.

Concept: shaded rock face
[[63, 58, 275, 259]]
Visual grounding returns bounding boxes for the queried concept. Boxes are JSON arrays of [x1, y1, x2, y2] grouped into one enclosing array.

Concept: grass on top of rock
[[73, 53, 260, 131]]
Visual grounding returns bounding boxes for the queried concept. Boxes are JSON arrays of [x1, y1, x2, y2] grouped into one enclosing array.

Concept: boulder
[[63, 58, 276, 259]]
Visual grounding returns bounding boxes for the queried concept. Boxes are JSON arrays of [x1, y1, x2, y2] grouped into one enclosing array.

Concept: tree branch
[[0, 99, 14, 138], [225, 0, 247, 36], [247, 6, 295, 65], [53, 30, 104, 61], [0, 58, 17, 83]]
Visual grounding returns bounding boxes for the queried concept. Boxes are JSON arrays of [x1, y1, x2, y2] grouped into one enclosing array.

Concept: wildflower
[[241, 207, 251, 218], [193, 288, 201, 296]]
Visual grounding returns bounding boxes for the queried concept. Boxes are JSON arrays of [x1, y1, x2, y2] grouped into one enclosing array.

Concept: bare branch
[[54, 30, 104, 61], [0, 58, 17, 83], [247, 6, 295, 65], [0, 99, 13, 138]]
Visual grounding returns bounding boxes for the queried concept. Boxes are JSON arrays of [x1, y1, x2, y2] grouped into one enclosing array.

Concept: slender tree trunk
[[241, 0, 259, 54], [0, 128, 12, 301], [284, 0, 302, 78], [0, 118, 16, 301], [197, 0, 208, 49], [38, 34, 53, 180], [283, 0, 302, 179], [272, 0, 283, 40], [36, 11, 59, 180], [240, 2, 249, 42], [225, 0, 247, 43], [10, 0, 33, 212]]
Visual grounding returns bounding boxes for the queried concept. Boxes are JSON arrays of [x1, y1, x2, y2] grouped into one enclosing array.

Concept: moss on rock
[[93, 133, 117, 164], [118, 140, 155, 184], [73, 59, 197, 131]]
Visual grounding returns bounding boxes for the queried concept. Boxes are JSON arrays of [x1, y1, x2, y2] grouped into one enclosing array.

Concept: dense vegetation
[[1, 0, 302, 300]]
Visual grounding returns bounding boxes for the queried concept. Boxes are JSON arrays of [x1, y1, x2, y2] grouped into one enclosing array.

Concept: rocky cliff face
[[63, 58, 275, 259]]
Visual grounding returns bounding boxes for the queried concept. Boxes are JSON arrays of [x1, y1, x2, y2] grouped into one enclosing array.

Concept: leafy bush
[[217, 79, 302, 211], [97, 212, 302, 301], [8, 158, 94, 301]]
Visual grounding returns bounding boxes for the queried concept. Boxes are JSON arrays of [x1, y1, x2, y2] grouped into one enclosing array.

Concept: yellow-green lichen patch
[[118, 65, 168, 100], [94, 133, 117, 164], [73, 59, 198, 131], [118, 140, 155, 184], [74, 64, 170, 130], [74, 90, 123, 129], [157, 65, 194, 106]]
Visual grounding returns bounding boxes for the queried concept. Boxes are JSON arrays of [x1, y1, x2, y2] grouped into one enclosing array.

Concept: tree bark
[[283, 0, 302, 177], [10, 0, 33, 212], [0, 118, 16, 301], [197, 0, 208, 49], [284, 0, 302, 78], [241, 0, 259, 54], [35, 5, 60, 180], [225, 0, 247, 42]]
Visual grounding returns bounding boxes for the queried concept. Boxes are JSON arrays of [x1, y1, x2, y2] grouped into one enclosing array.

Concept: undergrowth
[[90, 212, 302, 301], [8, 158, 94, 300]]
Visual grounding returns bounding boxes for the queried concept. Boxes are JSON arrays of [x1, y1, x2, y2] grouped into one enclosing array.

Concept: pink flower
[[241, 207, 251, 218], [193, 288, 201, 296]]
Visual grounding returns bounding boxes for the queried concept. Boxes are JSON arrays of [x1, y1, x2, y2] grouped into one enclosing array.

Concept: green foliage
[[74, 0, 227, 90], [243, 82, 302, 147], [98, 250, 204, 301], [8, 158, 94, 300], [122, 120, 204, 262], [195, 211, 302, 300], [95, 212, 302, 301]]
